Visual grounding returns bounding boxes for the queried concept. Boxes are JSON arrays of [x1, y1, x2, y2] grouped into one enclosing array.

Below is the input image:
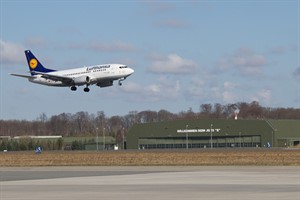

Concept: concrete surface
[[1, 166, 299, 200]]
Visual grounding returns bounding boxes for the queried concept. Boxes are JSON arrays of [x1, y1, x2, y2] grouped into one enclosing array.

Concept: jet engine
[[73, 76, 91, 85]]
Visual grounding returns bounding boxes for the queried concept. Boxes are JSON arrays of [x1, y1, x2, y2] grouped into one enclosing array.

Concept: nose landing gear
[[118, 77, 126, 86], [70, 86, 90, 92]]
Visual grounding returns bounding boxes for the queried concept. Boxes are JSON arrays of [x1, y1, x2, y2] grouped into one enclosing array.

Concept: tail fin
[[25, 50, 56, 75]]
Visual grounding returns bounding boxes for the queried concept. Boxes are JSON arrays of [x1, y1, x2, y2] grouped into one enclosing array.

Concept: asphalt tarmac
[[1, 166, 299, 200]]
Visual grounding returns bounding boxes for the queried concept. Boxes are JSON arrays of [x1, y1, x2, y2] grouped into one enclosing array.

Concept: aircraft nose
[[129, 68, 134, 75]]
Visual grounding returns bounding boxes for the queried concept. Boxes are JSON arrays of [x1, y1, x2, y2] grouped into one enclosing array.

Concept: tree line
[[0, 137, 93, 151], [0, 138, 63, 151], [1, 101, 299, 138]]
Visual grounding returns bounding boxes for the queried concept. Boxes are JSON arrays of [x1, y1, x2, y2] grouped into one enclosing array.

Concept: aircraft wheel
[[71, 86, 77, 91], [84, 87, 90, 92]]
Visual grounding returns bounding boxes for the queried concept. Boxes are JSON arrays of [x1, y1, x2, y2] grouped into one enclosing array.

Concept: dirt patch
[[1, 149, 299, 167]]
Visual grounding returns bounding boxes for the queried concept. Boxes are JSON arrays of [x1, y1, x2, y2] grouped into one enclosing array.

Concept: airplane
[[11, 50, 134, 92]]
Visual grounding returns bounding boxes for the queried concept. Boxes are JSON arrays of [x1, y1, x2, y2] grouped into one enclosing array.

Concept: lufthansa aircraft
[[11, 50, 134, 92]]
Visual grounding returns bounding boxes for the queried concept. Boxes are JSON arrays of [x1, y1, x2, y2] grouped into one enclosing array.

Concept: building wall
[[127, 119, 275, 149], [269, 120, 300, 147]]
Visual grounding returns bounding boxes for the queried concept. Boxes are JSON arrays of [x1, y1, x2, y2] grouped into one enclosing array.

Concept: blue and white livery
[[11, 50, 134, 92]]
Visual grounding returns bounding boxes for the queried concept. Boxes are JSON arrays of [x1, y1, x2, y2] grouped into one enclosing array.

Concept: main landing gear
[[84, 83, 90, 92], [84, 87, 90, 92], [70, 86, 90, 92], [71, 86, 77, 91]]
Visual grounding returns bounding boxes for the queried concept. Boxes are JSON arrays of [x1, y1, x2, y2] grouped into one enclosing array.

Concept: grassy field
[[1, 149, 300, 167]]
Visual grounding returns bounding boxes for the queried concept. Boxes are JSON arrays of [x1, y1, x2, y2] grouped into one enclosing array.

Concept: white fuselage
[[11, 50, 134, 92], [28, 64, 134, 87]]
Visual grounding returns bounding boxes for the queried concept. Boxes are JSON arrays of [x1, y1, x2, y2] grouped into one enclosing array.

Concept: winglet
[[25, 50, 56, 75]]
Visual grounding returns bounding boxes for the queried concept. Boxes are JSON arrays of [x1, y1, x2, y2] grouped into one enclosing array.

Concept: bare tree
[[213, 103, 223, 119], [200, 104, 212, 117], [1, 102, 299, 138], [157, 109, 177, 122]]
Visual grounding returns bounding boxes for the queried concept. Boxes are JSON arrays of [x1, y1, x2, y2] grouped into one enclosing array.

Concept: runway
[[1, 166, 299, 200]]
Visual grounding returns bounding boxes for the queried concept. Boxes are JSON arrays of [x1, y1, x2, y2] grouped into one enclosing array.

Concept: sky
[[0, 0, 299, 120]]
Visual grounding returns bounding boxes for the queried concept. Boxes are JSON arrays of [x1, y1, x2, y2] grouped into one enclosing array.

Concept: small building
[[127, 119, 300, 149], [84, 136, 116, 150]]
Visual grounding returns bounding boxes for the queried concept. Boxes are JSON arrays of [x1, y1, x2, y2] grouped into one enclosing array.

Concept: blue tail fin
[[25, 50, 56, 75]]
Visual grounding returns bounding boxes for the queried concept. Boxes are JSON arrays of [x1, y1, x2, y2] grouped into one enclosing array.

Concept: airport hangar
[[126, 119, 300, 149]]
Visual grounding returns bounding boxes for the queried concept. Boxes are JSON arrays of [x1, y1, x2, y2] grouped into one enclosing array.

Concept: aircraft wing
[[10, 74, 33, 79], [32, 71, 73, 85]]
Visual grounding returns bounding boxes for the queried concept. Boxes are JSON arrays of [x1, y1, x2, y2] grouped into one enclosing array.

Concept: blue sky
[[1, 0, 299, 120]]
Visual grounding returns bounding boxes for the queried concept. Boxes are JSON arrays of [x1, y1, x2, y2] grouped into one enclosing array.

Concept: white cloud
[[187, 76, 241, 104], [222, 81, 238, 103], [68, 40, 137, 53], [187, 76, 221, 101], [146, 53, 166, 61], [144, 77, 181, 101], [251, 89, 271, 104], [223, 81, 238, 90], [147, 84, 161, 93], [217, 48, 267, 76], [121, 77, 181, 102], [25, 37, 48, 48], [222, 91, 235, 103], [269, 46, 286, 55], [143, 2, 187, 29], [0, 40, 24, 65], [86, 41, 137, 52], [148, 53, 197, 75], [268, 45, 298, 55], [120, 81, 142, 93]]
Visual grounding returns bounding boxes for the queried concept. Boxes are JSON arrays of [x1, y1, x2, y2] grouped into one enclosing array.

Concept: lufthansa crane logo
[[29, 59, 38, 69]]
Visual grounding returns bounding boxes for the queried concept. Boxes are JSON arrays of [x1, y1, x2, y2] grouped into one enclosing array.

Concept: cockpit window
[[119, 66, 128, 69]]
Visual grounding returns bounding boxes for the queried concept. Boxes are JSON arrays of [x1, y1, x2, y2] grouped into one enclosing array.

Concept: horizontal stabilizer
[[10, 74, 32, 79]]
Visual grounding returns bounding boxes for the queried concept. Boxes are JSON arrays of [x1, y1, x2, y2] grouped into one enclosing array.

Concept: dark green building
[[269, 120, 300, 147], [127, 119, 300, 149]]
